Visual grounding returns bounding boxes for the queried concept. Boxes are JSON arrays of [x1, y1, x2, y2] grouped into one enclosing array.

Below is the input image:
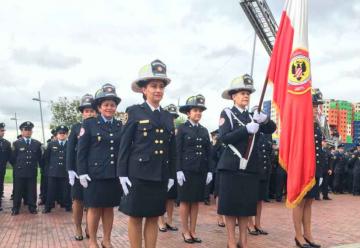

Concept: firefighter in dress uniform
[[66, 93, 96, 240], [10, 121, 43, 215], [43, 125, 72, 213], [0, 123, 11, 211], [217, 75, 276, 248], [176, 94, 213, 243], [77, 84, 122, 248], [117, 59, 176, 248], [292, 88, 323, 248]]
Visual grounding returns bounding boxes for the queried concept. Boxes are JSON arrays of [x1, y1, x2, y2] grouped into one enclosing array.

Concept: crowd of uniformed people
[[0, 59, 360, 248]]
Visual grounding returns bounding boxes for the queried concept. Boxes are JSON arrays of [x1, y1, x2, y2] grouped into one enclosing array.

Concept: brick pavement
[[0, 184, 359, 248]]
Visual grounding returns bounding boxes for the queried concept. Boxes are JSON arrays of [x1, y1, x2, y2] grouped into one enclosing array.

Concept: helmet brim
[[131, 77, 171, 93], [179, 105, 207, 114], [221, 87, 255, 100]]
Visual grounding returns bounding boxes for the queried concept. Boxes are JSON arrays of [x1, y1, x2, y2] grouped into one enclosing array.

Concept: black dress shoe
[[247, 227, 259, 235], [42, 208, 51, 214], [165, 223, 178, 231], [29, 209, 38, 214], [11, 209, 19, 216], [74, 235, 83, 241], [295, 238, 311, 248], [304, 237, 321, 248], [190, 234, 202, 243], [323, 196, 332, 200], [158, 226, 167, 232], [254, 226, 268, 235], [204, 199, 210, 205], [182, 233, 194, 243]]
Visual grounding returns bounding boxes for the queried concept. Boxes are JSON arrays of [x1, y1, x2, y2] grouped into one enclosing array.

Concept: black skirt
[[177, 171, 206, 203], [167, 182, 177, 200], [120, 178, 167, 217], [218, 171, 259, 216], [305, 177, 320, 199], [71, 179, 84, 201], [83, 178, 121, 208], [258, 179, 269, 201]]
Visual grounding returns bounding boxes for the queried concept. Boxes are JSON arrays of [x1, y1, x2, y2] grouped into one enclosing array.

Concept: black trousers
[[333, 172, 344, 193], [353, 170, 360, 194], [46, 177, 71, 209], [321, 172, 330, 197], [275, 172, 286, 200], [39, 172, 48, 202], [0, 164, 6, 198], [13, 177, 37, 211], [346, 172, 353, 193]]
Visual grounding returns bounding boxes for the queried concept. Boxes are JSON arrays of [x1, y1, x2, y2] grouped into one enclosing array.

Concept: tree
[[174, 114, 186, 128], [50, 97, 81, 129]]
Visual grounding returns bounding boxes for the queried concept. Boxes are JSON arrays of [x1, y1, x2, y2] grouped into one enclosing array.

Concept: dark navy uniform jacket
[[217, 106, 276, 174], [77, 116, 122, 179], [176, 120, 213, 173], [44, 140, 68, 178], [0, 137, 11, 168], [11, 138, 42, 178], [314, 122, 324, 177], [66, 123, 81, 173], [257, 132, 272, 180], [333, 152, 347, 174], [117, 103, 176, 182]]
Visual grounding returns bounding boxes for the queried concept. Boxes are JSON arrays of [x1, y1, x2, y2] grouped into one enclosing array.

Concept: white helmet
[[131, 59, 171, 93], [221, 74, 255, 100]]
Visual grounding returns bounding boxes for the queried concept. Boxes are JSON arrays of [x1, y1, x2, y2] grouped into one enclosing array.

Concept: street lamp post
[[10, 112, 19, 137], [32, 91, 46, 144]]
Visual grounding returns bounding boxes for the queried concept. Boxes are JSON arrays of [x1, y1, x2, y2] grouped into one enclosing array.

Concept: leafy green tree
[[50, 97, 81, 129]]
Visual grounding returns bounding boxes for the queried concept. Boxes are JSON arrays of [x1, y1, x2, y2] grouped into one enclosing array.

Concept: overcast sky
[[0, 0, 359, 142]]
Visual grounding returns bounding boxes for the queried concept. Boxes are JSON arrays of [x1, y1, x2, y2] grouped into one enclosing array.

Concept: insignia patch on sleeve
[[79, 127, 85, 137], [219, 117, 225, 126]]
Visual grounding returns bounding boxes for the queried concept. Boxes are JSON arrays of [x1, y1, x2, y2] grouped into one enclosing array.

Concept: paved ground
[[0, 184, 360, 248]]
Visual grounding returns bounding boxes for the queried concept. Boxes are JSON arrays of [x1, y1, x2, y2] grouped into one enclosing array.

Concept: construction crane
[[239, 0, 278, 56], [239, 0, 336, 146]]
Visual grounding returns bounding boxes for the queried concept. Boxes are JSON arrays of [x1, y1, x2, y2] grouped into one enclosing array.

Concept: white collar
[[188, 119, 199, 127], [146, 101, 161, 112]]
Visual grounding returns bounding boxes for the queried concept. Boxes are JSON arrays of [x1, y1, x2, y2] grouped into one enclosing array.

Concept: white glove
[[177, 171, 186, 186], [253, 111, 268, 124], [167, 179, 174, 191], [79, 174, 91, 188], [319, 177, 323, 186], [68, 170, 78, 186], [246, 122, 259, 134], [119, 177, 132, 196], [206, 172, 213, 185]]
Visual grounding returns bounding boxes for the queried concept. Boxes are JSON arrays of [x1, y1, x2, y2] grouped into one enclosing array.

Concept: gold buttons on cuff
[[155, 140, 159, 144]]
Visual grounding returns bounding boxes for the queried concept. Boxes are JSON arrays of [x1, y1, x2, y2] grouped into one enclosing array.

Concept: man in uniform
[[333, 144, 346, 194], [0, 123, 12, 211], [321, 140, 333, 200], [351, 143, 360, 196], [43, 125, 71, 213], [10, 121, 42, 215]]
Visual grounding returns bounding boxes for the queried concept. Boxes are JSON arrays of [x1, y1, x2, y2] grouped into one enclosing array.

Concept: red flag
[[267, 0, 315, 208]]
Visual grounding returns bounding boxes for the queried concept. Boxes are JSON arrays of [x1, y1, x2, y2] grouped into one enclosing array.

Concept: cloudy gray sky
[[1, 0, 359, 142]]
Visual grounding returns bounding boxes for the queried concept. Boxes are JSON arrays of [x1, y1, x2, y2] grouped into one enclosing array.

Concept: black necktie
[[154, 109, 161, 122], [60, 141, 64, 147], [26, 139, 30, 146]]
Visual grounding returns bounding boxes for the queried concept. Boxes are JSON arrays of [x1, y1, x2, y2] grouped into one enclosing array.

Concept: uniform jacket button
[[111, 161, 114, 164], [139, 158, 142, 162]]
